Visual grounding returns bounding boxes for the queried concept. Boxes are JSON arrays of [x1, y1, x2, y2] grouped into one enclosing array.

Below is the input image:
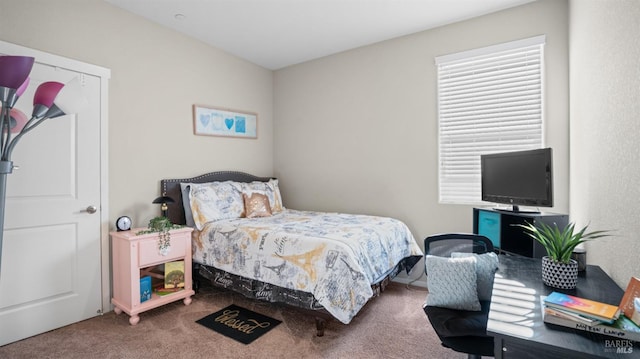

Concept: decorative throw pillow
[[179, 183, 196, 228], [188, 181, 245, 230], [451, 252, 499, 301], [243, 192, 272, 218], [242, 179, 285, 214], [426, 255, 480, 311]]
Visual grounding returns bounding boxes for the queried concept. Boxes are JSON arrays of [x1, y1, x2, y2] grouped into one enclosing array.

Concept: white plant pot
[[541, 256, 579, 289]]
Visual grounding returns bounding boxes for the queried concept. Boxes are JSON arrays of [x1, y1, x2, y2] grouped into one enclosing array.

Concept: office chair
[[423, 233, 496, 359]]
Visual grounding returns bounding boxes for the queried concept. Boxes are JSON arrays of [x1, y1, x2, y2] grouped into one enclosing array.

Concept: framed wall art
[[193, 104, 258, 139]]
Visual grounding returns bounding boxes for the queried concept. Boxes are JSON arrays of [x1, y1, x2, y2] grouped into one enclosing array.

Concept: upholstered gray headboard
[[160, 171, 275, 225]]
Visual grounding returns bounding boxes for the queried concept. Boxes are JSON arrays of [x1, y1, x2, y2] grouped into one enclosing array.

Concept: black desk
[[488, 255, 640, 358]]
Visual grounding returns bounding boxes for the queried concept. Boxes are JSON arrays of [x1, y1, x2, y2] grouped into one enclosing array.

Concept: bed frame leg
[[315, 317, 325, 337], [192, 263, 201, 293]]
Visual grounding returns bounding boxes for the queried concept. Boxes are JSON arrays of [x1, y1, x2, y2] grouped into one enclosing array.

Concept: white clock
[[116, 216, 132, 231]]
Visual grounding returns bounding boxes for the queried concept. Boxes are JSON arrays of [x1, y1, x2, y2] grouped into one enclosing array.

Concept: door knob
[[85, 205, 98, 214]]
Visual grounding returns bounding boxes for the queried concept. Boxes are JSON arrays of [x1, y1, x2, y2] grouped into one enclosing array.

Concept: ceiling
[[105, 0, 535, 70]]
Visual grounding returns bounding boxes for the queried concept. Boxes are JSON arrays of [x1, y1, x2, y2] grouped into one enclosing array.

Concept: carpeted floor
[[0, 281, 465, 358]]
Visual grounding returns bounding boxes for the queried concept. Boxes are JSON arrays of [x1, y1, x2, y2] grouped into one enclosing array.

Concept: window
[[437, 35, 546, 204]]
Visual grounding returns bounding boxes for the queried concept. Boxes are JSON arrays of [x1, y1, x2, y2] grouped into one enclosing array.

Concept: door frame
[[0, 40, 111, 313]]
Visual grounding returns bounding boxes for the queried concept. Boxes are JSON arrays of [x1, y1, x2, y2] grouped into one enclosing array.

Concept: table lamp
[[152, 195, 175, 218]]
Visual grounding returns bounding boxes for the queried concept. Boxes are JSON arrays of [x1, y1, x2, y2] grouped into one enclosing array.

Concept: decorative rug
[[196, 304, 282, 344]]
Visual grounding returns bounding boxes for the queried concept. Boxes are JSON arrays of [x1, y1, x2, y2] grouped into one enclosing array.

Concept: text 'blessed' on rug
[[196, 304, 282, 344]]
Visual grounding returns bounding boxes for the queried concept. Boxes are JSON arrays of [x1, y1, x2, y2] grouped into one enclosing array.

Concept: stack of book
[[543, 279, 640, 342]]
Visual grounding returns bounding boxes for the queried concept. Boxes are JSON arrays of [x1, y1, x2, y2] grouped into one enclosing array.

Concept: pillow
[[243, 192, 272, 218], [451, 252, 499, 301], [426, 255, 480, 311], [266, 179, 285, 213], [179, 183, 196, 228], [243, 179, 285, 214], [188, 181, 245, 230]]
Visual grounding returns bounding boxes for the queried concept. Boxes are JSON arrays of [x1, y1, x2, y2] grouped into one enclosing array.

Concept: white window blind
[[437, 35, 546, 204]]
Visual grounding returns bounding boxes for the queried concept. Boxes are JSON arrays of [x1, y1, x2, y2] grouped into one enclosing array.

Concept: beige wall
[[569, 0, 640, 287], [8, 0, 637, 290], [274, 0, 569, 247], [0, 0, 274, 228]]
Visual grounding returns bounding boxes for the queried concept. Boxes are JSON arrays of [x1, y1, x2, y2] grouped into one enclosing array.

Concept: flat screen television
[[481, 148, 553, 212]]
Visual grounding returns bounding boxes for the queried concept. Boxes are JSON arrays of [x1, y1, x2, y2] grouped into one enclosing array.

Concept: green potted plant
[[519, 222, 610, 289], [137, 216, 183, 256]]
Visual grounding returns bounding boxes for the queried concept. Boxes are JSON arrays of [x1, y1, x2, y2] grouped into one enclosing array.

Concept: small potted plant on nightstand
[[137, 216, 183, 256], [519, 222, 610, 289]]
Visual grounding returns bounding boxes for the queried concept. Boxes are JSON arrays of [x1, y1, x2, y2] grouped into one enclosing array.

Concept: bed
[[160, 171, 423, 335]]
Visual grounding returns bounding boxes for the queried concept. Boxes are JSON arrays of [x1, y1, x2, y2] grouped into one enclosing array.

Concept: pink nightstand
[[111, 227, 195, 325]]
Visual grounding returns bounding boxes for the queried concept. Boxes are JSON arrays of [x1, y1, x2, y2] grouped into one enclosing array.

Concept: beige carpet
[[0, 282, 464, 359]]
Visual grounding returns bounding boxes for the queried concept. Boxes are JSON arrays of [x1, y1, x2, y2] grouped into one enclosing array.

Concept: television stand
[[495, 205, 540, 214], [473, 208, 568, 258]]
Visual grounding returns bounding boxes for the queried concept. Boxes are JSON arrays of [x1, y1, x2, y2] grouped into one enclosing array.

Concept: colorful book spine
[[544, 306, 600, 325], [544, 291, 620, 324], [140, 275, 152, 303]]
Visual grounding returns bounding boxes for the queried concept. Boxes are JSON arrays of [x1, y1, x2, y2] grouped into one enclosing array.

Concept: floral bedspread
[[192, 209, 423, 324]]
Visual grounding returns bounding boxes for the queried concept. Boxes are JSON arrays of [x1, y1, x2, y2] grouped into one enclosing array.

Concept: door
[[0, 44, 108, 346]]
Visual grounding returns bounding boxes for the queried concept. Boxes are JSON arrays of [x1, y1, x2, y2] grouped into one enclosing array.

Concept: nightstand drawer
[[138, 236, 186, 267]]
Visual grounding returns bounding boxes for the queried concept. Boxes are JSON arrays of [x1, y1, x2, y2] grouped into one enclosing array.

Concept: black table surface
[[488, 255, 640, 358]]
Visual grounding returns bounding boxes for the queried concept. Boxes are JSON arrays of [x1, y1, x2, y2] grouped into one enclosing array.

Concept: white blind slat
[[438, 36, 545, 204]]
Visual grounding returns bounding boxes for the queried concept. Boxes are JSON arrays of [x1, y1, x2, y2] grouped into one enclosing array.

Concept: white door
[[0, 44, 109, 346]]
